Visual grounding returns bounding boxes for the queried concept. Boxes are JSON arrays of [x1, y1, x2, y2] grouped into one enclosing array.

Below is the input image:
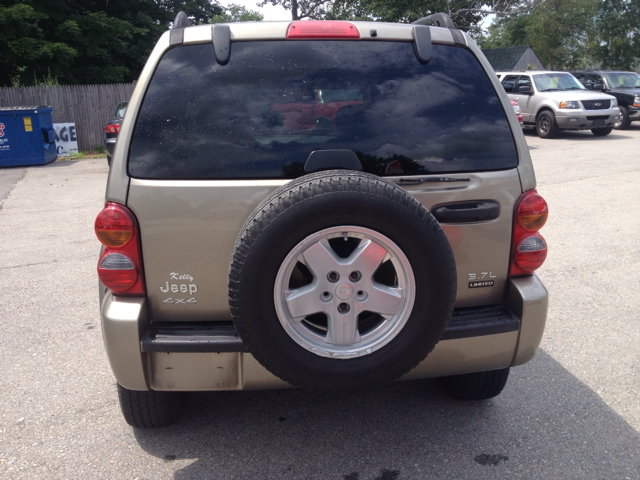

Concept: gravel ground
[[0, 128, 638, 479]]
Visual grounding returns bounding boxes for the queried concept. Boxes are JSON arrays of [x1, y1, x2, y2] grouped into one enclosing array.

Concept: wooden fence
[[0, 83, 135, 152]]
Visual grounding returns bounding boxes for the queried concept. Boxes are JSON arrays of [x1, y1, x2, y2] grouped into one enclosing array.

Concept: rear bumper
[[101, 275, 548, 391], [104, 135, 117, 158]]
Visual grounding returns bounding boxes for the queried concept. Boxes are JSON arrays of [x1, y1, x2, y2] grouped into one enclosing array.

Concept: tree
[[257, 0, 488, 31], [483, 0, 640, 70], [483, 0, 599, 69], [483, 12, 533, 49], [592, 0, 640, 69], [0, 0, 223, 87], [531, 0, 597, 69], [211, 4, 264, 22]]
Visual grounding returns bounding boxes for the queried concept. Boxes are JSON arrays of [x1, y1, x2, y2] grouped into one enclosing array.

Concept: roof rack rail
[[173, 11, 190, 29], [412, 12, 456, 28]]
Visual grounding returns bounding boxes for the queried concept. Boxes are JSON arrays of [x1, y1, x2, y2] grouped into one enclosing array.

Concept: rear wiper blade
[[395, 177, 471, 186]]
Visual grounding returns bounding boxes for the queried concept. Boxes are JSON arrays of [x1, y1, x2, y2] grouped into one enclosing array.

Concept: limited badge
[[469, 280, 495, 288]]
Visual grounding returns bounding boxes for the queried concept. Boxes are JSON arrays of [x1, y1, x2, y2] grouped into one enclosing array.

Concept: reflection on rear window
[[129, 41, 518, 179]]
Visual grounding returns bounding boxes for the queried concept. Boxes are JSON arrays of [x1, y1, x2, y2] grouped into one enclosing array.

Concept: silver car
[[497, 70, 620, 138], [97, 13, 549, 427]]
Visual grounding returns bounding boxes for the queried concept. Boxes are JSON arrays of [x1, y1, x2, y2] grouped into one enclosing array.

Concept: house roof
[[481, 46, 531, 71]]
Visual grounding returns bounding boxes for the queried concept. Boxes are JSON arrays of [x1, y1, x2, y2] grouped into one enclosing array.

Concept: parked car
[[497, 70, 620, 138], [271, 88, 364, 130], [571, 70, 640, 129], [104, 101, 127, 166], [97, 12, 549, 427], [511, 99, 524, 127]]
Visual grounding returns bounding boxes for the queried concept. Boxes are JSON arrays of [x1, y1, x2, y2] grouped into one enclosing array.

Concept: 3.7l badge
[[468, 271, 496, 288]]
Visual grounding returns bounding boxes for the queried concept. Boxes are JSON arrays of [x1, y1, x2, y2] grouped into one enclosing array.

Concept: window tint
[[533, 73, 584, 92], [502, 75, 518, 93], [578, 74, 604, 89], [603, 72, 640, 88], [115, 102, 128, 118], [129, 42, 518, 179], [517, 76, 532, 92]]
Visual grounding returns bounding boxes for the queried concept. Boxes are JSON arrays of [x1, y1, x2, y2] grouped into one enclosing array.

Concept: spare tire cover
[[229, 170, 456, 390]]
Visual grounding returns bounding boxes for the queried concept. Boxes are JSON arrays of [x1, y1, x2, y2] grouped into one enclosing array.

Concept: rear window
[[129, 41, 518, 179]]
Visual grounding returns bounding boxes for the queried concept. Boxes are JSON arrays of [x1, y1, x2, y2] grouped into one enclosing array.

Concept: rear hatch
[[124, 27, 523, 322]]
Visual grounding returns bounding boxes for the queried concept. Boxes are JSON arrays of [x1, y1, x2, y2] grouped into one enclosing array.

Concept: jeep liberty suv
[[96, 12, 549, 428]]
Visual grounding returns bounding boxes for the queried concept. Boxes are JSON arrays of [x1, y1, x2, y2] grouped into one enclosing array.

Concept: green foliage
[[525, 0, 596, 69], [258, 0, 485, 33], [34, 67, 59, 86], [484, 13, 533, 49], [592, 0, 640, 69], [483, 0, 640, 70], [211, 4, 264, 22], [0, 1, 223, 87]]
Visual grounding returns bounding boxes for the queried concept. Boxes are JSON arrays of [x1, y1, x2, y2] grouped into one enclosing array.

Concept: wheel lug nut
[[349, 271, 361, 282], [338, 302, 350, 313], [327, 271, 340, 283]]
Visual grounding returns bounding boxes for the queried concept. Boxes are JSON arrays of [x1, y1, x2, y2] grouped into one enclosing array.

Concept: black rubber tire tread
[[439, 367, 510, 400], [117, 383, 187, 428], [591, 127, 613, 136], [229, 170, 457, 391], [614, 106, 630, 130], [536, 111, 559, 139]]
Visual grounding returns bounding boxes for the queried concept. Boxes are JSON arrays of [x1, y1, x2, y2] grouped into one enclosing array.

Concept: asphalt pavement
[[0, 129, 639, 479]]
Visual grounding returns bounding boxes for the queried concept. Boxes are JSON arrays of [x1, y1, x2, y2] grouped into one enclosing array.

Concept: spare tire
[[229, 170, 456, 390]]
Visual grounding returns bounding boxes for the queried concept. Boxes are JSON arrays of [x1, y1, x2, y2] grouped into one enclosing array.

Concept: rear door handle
[[431, 200, 500, 223]]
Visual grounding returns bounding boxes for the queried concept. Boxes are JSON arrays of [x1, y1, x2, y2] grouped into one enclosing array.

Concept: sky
[[220, 0, 291, 21], [218, 1, 496, 30]]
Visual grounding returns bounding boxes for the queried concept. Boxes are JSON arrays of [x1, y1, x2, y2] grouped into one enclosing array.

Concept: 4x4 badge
[[163, 297, 197, 303]]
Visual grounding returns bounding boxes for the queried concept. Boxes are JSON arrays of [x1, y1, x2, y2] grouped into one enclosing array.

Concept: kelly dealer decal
[[160, 272, 198, 304]]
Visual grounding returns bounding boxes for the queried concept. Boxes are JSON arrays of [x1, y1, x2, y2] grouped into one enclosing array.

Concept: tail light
[[509, 190, 548, 276], [105, 124, 120, 134], [287, 21, 360, 39], [95, 203, 145, 295]]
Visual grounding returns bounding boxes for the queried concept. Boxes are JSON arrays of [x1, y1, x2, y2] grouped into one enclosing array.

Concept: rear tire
[[439, 368, 510, 400], [229, 170, 456, 391], [591, 127, 613, 136], [117, 383, 187, 428], [536, 111, 559, 138]]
